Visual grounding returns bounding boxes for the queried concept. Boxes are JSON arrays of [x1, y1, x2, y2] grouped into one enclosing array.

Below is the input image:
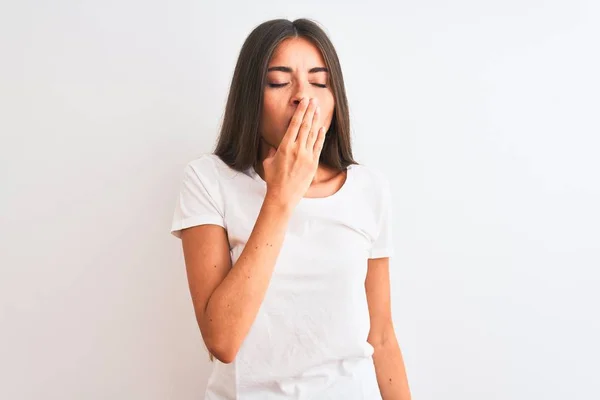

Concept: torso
[[189, 154, 389, 399]]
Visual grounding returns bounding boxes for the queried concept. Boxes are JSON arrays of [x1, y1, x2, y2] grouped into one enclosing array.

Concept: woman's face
[[259, 37, 335, 148]]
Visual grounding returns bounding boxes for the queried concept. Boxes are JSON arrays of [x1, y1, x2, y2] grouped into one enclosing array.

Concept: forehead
[[268, 37, 326, 67]]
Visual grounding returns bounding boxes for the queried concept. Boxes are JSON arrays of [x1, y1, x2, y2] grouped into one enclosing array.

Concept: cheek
[[260, 98, 277, 131], [260, 93, 289, 143], [262, 96, 274, 119], [262, 94, 285, 122], [320, 95, 335, 126]]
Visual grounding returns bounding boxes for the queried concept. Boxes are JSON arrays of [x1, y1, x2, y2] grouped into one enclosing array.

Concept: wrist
[[263, 191, 295, 215]]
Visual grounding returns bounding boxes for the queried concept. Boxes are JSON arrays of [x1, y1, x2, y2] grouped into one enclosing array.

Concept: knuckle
[[282, 142, 296, 157], [285, 145, 297, 158]]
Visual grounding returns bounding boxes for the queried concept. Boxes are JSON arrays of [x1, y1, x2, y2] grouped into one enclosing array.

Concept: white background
[[1, 1, 599, 399]]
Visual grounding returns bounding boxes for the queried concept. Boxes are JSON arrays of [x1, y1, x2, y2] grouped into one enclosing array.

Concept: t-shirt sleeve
[[170, 157, 226, 239], [369, 172, 395, 259]]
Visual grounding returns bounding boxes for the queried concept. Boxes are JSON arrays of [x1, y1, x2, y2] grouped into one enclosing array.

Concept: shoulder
[[350, 162, 392, 196], [185, 153, 222, 174], [183, 153, 240, 181]]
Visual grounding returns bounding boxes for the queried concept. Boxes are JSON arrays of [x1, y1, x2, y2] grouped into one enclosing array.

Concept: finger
[[296, 98, 318, 147], [280, 98, 309, 148], [312, 126, 326, 157], [306, 106, 321, 149], [266, 146, 276, 159]]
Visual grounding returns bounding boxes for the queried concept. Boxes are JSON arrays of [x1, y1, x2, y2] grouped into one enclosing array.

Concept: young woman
[[171, 18, 411, 400]]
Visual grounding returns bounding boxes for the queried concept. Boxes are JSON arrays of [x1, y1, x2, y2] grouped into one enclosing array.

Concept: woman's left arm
[[366, 257, 412, 400]]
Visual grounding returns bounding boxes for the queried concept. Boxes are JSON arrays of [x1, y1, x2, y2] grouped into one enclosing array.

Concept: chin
[[260, 135, 278, 149]]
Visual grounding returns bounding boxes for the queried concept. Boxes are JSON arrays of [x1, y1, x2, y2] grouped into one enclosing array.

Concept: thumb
[[262, 145, 277, 169], [266, 146, 277, 159]]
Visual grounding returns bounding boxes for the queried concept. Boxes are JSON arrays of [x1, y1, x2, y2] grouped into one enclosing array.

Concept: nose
[[291, 93, 306, 106], [290, 80, 311, 106]]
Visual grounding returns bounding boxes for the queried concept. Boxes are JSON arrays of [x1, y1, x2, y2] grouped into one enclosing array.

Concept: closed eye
[[267, 83, 328, 88]]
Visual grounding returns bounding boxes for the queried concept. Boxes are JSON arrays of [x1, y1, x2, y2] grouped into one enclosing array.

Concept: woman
[[171, 18, 411, 400]]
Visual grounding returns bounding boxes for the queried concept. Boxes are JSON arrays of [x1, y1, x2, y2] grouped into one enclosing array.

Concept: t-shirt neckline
[[248, 164, 355, 203]]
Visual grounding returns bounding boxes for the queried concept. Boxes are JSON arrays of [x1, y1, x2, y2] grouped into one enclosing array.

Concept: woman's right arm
[[180, 97, 325, 363], [181, 197, 292, 363]]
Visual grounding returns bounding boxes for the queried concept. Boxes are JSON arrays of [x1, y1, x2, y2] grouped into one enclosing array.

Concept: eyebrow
[[267, 66, 329, 73]]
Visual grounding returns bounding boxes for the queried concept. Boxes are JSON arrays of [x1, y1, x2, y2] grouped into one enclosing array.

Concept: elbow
[[197, 308, 241, 363], [201, 323, 240, 364], [206, 339, 239, 364]]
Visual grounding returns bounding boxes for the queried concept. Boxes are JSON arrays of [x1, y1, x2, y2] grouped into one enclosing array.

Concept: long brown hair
[[214, 18, 357, 173]]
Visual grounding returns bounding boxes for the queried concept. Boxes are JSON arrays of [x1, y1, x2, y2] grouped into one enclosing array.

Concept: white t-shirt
[[171, 153, 394, 400]]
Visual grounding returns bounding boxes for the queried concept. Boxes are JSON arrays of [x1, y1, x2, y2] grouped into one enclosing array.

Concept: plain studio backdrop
[[1, 1, 599, 399]]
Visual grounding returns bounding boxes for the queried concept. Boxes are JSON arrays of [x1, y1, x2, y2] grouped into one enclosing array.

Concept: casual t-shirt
[[171, 153, 394, 400]]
